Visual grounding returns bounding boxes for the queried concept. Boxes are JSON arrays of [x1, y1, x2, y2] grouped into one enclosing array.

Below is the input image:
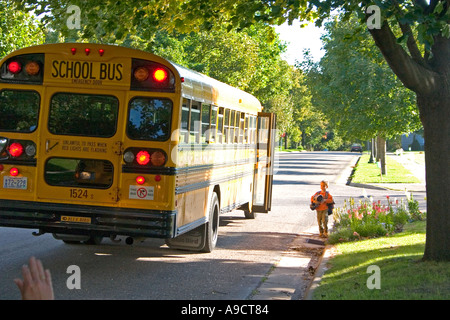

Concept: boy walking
[[311, 180, 334, 237]]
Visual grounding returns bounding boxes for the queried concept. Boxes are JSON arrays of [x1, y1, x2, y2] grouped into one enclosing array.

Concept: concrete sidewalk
[[250, 226, 326, 300]]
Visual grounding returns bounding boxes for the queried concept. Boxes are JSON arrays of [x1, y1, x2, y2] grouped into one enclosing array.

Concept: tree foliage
[[0, 0, 45, 58], [306, 15, 422, 142]]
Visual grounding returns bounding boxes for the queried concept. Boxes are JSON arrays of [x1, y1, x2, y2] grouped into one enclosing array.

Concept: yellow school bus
[[0, 43, 276, 252]]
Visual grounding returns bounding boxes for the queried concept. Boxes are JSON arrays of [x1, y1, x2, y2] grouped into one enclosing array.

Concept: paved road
[[0, 151, 426, 300]]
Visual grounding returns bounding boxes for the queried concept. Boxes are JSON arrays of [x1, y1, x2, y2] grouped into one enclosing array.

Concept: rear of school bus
[[0, 43, 179, 243]]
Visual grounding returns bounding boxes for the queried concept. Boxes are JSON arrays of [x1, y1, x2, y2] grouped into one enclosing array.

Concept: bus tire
[[165, 192, 219, 252], [201, 192, 220, 253]]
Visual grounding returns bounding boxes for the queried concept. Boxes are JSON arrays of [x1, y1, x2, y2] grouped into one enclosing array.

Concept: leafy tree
[[0, 0, 44, 58], [304, 15, 421, 168], [314, 16, 421, 141]]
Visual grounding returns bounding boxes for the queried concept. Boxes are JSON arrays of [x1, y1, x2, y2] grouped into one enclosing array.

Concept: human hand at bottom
[[14, 256, 54, 300]]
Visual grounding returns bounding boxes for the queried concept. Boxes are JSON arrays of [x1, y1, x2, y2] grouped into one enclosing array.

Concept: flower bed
[[329, 193, 425, 243]]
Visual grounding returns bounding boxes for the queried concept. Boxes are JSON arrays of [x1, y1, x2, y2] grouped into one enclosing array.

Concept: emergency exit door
[[252, 112, 276, 213]]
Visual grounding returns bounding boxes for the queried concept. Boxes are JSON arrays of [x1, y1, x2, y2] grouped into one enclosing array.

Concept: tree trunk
[[373, 137, 378, 160], [377, 136, 386, 175], [369, 24, 450, 261], [419, 93, 450, 262]]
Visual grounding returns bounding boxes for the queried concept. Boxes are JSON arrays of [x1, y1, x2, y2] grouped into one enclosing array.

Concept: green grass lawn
[[312, 221, 450, 300], [351, 154, 421, 183]]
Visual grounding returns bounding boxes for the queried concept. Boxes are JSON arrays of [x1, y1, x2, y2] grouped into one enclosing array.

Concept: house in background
[[401, 132, 425, 151]]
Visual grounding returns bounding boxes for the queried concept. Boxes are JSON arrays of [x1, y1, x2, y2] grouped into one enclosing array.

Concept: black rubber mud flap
[[165, 224, 207, 251]]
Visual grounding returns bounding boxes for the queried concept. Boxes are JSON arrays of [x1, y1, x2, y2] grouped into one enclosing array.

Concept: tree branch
[[368, 22, 440, 96], [398, 20, 425, 64]]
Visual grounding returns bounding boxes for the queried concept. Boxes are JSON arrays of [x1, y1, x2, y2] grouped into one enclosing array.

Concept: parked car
[[351, 143, 362, 152]]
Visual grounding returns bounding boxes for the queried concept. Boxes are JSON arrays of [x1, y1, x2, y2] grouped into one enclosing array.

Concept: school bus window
[[229, 110, 236, 143], [201, 103, 211, 143], [127, 97, 172, 141], [210, 106, 218, 143], [0, 90, 39, 133], [239, 112, 245, 143], [180, 98, 190, 143], [244, 114, 250, 143], [235, 111, 241, 143], [250, 115, 256, 144], [190, 101, 201, 144], [224, 109, 230, 143], [49, 93, 118, 138], [217, 108, 224, 143], [44, 157, 113, 189]]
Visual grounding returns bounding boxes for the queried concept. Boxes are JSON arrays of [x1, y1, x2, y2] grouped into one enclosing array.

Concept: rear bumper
[[0, 199, 176, 238]]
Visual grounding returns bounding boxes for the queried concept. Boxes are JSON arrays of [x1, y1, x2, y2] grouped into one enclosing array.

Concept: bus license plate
[[61, 216, 92, 224], [3, 176, 28, 190]]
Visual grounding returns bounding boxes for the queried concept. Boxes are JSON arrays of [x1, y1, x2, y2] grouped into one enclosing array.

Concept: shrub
[[407, 193, 426, 221]]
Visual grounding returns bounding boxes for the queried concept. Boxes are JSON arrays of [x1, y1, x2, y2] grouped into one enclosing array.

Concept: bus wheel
[[201, 192, 220, 253], [165, 193, 219, 252]]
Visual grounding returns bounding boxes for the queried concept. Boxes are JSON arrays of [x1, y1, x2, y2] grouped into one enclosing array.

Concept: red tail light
[[136, 176, 145, 185], [10, 167, 19, 176], [136, 151, 151, 165], [9, 143, 24, 158]]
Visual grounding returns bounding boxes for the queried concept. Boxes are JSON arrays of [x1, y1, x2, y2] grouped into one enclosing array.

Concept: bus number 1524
[[70, 188, 89, 199]]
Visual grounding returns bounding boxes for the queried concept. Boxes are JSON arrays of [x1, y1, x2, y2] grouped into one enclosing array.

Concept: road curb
[[304, 245, 335, 300], [335, 154, 360, 185]]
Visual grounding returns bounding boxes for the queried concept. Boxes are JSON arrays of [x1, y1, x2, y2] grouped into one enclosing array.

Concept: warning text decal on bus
[[51, 60, 124, 86]]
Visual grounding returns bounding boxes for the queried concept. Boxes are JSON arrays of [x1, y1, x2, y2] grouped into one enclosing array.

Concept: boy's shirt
[[311, 191, 334, 211]]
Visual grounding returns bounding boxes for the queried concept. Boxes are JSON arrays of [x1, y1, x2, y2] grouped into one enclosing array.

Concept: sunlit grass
[[313, 221, 450, 300], [351, 154, 420, 183]]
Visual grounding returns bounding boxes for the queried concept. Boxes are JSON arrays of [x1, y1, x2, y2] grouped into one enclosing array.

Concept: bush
[[329, 195, 425, 244], [407, 193, 426, 221]]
